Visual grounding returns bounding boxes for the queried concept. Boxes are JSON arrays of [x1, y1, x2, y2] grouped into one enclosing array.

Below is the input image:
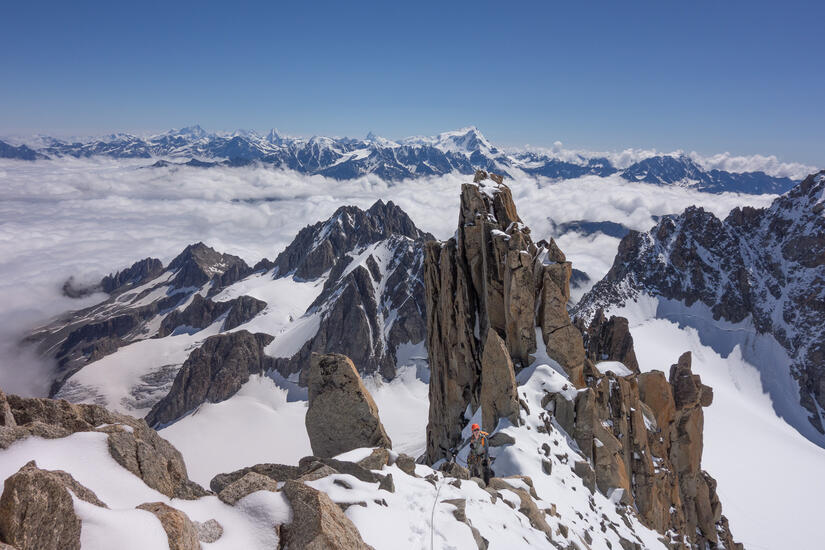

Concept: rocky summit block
[[280, 480, 374, 550], [306, 353, 391, 458], [0, 461, 106, 550]]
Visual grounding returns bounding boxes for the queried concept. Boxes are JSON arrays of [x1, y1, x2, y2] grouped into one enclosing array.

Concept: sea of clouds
[[0, 158, 780, 395], [515, 140, 817, 180]]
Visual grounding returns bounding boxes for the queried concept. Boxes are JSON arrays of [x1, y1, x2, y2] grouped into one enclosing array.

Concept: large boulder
[[217, 472, 281, 506], [0, 392, 206, 500], [0, 461, 106, 550], [480, 329, 520, 432], [210, 463, 300, 494], [136, 502, 201, 550], [280, 480, 374, 550], [305, 353, 391, 458]]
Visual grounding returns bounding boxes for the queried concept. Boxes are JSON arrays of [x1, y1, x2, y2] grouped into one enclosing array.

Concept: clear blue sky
[[1, 0, 823, 165]]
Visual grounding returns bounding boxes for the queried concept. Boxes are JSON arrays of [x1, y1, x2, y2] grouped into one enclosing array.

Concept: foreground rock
[[280, 480, 374, 550], [210, 463, 301, 494], [0, 390, 207, 499], [136, 502, 201, 550], [306, 353, 392, 457], [217, 472, 280, 505], [0, 461, 106, 550]]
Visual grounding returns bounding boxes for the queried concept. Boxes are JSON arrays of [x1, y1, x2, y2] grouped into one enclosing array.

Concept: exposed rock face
[[0, 390, 207, 499], [280, 480, 374, 550], [0, 461, 106, 550], [157, 294, 267, 337], [101, 257, 164, 294], [274, 200, 430, 280], [305, 353, 391, 457], [424, 173, 740, 548], [577, 170, 825, 436], [27, 242, 261, 398], [146, 330, 274, 427], [167, 242, 252, 292], [578, 309, 639, 373], [479, 329, 520, 432], [541, 352, 740, 549], [272, 201, 433, 380], [136, 502, 201, 550], [424, 173, 585, 462]]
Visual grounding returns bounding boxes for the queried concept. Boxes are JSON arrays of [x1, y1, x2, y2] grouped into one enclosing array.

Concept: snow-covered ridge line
[[0, 125, 814, 190]]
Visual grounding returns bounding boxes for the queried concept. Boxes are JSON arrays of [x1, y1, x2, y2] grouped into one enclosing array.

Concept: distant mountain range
[[0, 125, 801, 194]]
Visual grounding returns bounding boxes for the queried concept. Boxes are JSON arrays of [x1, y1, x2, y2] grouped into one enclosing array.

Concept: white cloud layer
[[0, 158, 778, 395], [515, 142, 817, 179]]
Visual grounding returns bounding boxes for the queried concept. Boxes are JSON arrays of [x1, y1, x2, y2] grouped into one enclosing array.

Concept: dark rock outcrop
[[157, 294, 266, 337], [577, 309, 640, 373], [305, 353, 391, 457], [0, 461, 106, 550], [167, 242, 252, 292], [0, 390, 207, 499], [136, 502, 201, 550], [279, 480, 374, 550], [273, 200, 430, 280], [101, 257, 164, 294], [146, 330, 274, 427], [272, 201, 432, 380]]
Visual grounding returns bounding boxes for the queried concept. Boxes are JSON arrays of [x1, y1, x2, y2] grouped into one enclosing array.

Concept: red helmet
[[471, 423, 480, 431]]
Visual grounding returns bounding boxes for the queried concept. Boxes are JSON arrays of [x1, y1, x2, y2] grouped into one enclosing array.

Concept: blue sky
[[1, 0, 823, 165]]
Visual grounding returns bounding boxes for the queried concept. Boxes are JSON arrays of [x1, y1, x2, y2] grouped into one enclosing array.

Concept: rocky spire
[[424, 171, 585, 462]]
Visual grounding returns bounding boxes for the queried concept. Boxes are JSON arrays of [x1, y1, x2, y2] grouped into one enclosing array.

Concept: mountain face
[[4, 126, 802, 193], [25, 200, 431, 425], [423, 171, 740, 548], [621, 154, 796, 194], [577, 170, 825, 439], [0, 140, 45, 160]]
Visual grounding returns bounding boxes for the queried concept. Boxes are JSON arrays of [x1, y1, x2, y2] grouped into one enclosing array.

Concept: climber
[[455, 423, 491, 484]]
